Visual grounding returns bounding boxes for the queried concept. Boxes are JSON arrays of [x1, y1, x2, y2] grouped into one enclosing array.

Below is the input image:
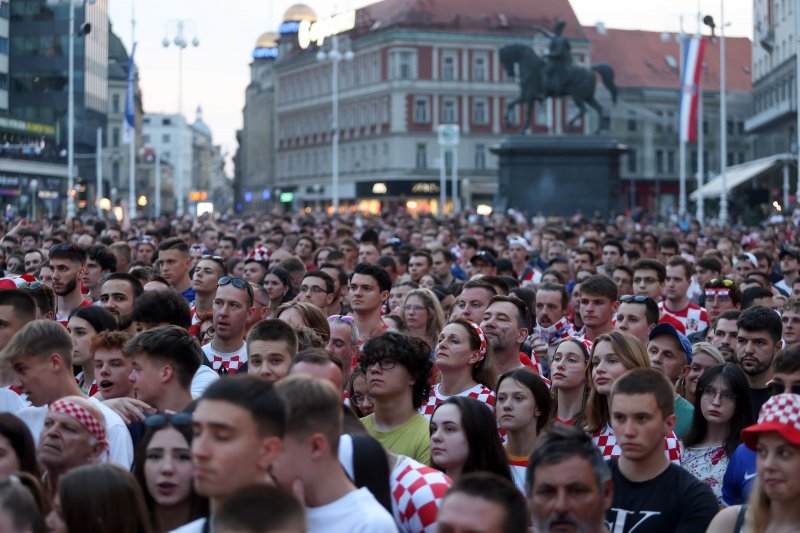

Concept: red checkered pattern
[[49, 399, 107, 445], [419, 383, 496, 418], [391, 456, 452, 532], [465, 321, 487, 361], [592, 425, 681, 465], [519, 353, 550, 386], [758, 393, 800, 426], [246, 246, 271, 264], [658, 302, 709, 335], [532, 317, 577, 347], [210, 355, 245, 374]]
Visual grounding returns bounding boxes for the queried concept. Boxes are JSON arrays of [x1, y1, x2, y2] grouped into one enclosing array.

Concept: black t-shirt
[[606, 461, 718, 533], [750, 387, 770, 419]]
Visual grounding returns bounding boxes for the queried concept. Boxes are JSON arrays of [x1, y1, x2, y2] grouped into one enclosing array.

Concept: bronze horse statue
[[499, 43, 617, 133]]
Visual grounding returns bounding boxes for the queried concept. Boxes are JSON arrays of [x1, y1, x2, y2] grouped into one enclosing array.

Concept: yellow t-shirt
[[362, 413, 431, 465]]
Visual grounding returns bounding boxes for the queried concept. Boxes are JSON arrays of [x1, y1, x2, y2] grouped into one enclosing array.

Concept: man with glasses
[[615, 294, 658, 345], [722, 347, 800, 506], [157, 238, 195, 304], [49, 242, 91, 325], [327, 315, 359, 387], [690, 278, 741, 343], [202, 276, 256, 375], [299, 271, 336, 314]]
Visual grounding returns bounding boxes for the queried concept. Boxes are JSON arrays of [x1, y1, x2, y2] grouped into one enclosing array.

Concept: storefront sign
[[357, 180, 452, 198], [298, 10, 356, 49]]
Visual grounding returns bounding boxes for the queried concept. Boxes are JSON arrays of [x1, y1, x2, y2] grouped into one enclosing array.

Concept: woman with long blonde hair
[[551, 337, 592, 426], [399, 288, 445, 350]]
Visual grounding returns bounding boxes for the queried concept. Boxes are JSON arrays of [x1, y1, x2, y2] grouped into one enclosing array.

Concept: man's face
[[436, 492, 507, 533], [213, 284, 253, 343], [612, 269, 633, 297], [602, 245, 621, 267], [129, 353, 163, 405], [615, 302, 653, 345], [481, 301, 526, 353], [781, 255, 799, 275], [694, 266, 717, 288], [192, 399, 280, 501], [535, 290, 564, 328], [193, 259, 223, 295], [50, 258, 84, 297], [432, 252, 451, 278], [705, 288, 737, 322], [736, 328, 780, 378], [783, 309, 800, 346], [38, 411, 99, 471], [295, 239, 314, 261], [769, 370, 800, 396], [135, 243, 155, 263], [611, 393, 675, 462], [657, 247, 677, 265], [579, 294, 616, 329], [349, 273, 387, 313], [100, 279, 136, 331], [24, 252, 42, 273], [247, 340, 293, 383], [710, 318, 739, 362], [454, 287, 494, 322], [218, 240, 235, 259], [633, 269, 663, 300], [471, 260, 495, 277], [357, 244, 380, 265], [735, 260, 755, 278], [508, 244, 528, 266], [664, 265, 690, 302], [0, 305, 27, 352], [157, 249, 191, 285], [327, 323, 356, 383], [243, 262, 267, 284], [83, 258, 107, 292], [94, 347, 134, 399], [364, 355, 413, 400], [646, 335, 689, 383], [408, 255, 430, 282], [573, 253, 593, 270], [529, 455, 612, 533], [202, 232, 219, 254], [20, 235, 37, 252], [10, 355, 56, 406], [299, 276, 332, 310]]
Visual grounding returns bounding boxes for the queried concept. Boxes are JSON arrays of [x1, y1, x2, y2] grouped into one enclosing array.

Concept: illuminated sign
[[372, 183, 387, 194], [298, 10, 356, 49], [411, 182, 440, 194], [252, 47, 279, 59], [189, 191, 208, 201], [280, 192, 294, 203], [279, 21, 301, 34]]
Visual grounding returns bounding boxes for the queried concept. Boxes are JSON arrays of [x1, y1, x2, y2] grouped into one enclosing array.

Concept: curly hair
[[361, 332, 433, 409]]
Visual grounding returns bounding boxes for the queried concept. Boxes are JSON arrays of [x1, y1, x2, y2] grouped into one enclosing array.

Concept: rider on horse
[[544, 20, 572, 97]]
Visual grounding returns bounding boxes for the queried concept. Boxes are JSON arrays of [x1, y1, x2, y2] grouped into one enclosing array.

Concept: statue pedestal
[[490, 135, 627, 217]]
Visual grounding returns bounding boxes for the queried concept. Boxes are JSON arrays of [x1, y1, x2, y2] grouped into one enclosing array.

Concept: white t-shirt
[[167, 518, 205, 533], [0, 387, 27, 413], [307, 487, 397, 533], [201, 342, 248, 374], [16, 397, 134, 469], [191, 365, 219, 398]]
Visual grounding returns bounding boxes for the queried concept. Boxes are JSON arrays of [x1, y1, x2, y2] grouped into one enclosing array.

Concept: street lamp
[[163, 19, 199, 217], [29, 179, 38, 219], [317, 34, 353, 213], [703, 7, 728, 225], [47, 0, 96, 219]]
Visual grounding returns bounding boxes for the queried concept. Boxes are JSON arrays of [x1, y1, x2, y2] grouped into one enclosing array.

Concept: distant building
[[142, 112, 192, 214]]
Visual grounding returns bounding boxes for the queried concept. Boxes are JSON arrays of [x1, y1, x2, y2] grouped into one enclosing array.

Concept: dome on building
[[255, 31, 279, 49], [283, 4, 317, 22], [192, 106, 212, 138]]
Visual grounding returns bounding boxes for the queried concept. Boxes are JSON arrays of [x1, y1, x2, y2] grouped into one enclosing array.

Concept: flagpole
[[696, 12, 705, 225], [128, 1, 137, 218], [679, 16, 687, 218]]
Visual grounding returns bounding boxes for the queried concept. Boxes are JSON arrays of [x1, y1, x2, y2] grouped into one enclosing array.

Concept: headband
[[561, 336, 593, 354], [49, 400, 107, 449], [466, 321, 488, 362]]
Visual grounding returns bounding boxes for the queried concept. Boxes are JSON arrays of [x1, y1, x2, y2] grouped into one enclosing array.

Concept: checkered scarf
[[533, 317, 576, 346]]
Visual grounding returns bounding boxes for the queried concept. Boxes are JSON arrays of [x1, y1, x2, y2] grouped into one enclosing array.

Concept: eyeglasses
[[403, 304, 426, 313], [218, 276, 254, 306], [360, 357, 397, 371], [700, 385, 737, 402], [704, 289, 731, 299], [767, 381, 800, 396], [300, 284, 328, 294], [353, 393, 374, 406], [619, 294, 653, 304], [708, 278, 735, 288], [329, 315, 354, 323], [200, 327, 215, 341], [144, 412, 193, 429]]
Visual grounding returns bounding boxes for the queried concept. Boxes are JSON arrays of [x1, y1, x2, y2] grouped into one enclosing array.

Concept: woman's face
[[144, 427, 194, 508], [551, 341, 587, 391], [0, 434, 21, 478], [67, 316, 97, 367], [496, 378, 540, 433], [278, 308, 308, 328], [699, 376, 736, 426], [389, 286, 411, 314], [756, 431, 800, 503], [264, 274, 288, 301], [591, 340, 629, 396], [403, 296, 429, 331], [686, 352, 719, 397], [352, 375, 374, 416], [435, 323, 478, 372], [420, 275, 436, 290], [430, 403, 469, 474]]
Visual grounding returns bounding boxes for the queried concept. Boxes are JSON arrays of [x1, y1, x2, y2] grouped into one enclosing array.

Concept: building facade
[[142, 112, 192, 213]]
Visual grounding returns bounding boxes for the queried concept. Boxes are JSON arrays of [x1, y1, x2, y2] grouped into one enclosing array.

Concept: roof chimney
[[596, 22, 607, 35]]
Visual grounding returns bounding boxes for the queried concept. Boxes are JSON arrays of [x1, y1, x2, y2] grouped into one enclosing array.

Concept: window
[[0, 37, 8, 55], [667, 150, 675, 174], [112, 93, 120, 114], [626, 149, 637, 173], [413, 97, 429, 123], [162, 133, 171, 143], [389, 50, 417, 80], [112, 127, 120, 148], [112, 162, 120, 184], [143, 134, 150, 144], [442, 98, 458, 123], [627, 111, 637, 132], [691, 150, 698, 172], [416, 143, 427, 169], [472, 99, 488, 125], [475, 144, 486, 170], [655, 150, 664, 173], [445, 150, 454, 173], [473, 55, 487, 81], [443, 53, 457, 81]]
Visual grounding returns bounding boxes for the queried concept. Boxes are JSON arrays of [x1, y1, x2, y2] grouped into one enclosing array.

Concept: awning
[[690, 153, 796, 201]]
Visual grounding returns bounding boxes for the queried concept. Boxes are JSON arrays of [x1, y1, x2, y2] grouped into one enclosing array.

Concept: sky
[[107, 0, 754, 175]]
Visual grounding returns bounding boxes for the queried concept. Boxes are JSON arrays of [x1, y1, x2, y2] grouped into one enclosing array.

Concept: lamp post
[[317, 34, 353, 213], [29, 179, 38, 220], [163, 19, 199, 217]]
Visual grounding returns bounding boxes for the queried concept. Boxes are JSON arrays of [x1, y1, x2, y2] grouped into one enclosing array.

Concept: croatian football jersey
[[592, 424, 682, 465], [658, 301, 709, 336], [391, 455, 452, 532], [419, 383, 495, 418]]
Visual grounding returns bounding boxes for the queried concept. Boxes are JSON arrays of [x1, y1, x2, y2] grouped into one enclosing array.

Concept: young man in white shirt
[[50, 242, 90, 324], [202, 276, 255, 375], [274, 375, 396, 532], [660, 256, 709, 336]]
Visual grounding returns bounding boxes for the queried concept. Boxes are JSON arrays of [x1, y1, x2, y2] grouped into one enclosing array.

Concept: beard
[[55, 276, 78, 297], [117, 314, 134, 331]]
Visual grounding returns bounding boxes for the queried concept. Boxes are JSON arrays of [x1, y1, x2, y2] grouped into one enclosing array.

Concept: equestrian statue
[[499, 20, 618, 134]]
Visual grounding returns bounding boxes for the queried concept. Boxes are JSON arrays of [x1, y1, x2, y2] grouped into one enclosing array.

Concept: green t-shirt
[[362, 413, 431, 465], [674, 394, 695, 439]]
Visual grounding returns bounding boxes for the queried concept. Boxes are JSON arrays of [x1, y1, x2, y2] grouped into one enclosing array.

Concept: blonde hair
[[583, 331, 650, 433], [399, 288, 445, 347], [0, 320, 73, 367]]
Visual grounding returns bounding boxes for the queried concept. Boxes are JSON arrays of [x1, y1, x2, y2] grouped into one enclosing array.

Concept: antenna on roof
[[595, 22, 607, 35]]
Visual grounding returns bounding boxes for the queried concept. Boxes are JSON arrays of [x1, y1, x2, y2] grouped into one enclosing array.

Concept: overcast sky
[[106, 0, 753, 174]]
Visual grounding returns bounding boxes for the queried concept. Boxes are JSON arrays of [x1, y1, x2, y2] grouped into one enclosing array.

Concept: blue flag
[[123, 42, 136, 144]]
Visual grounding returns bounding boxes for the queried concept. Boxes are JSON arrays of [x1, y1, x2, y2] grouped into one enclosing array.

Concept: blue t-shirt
[[181, 286, 196, 305], [722, 443, 757, 506]]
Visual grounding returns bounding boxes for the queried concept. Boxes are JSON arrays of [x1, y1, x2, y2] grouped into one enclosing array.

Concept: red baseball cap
[[741, 393, 800, 450]]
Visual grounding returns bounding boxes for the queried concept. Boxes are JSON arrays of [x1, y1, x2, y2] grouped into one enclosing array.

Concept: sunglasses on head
[[329, 314, 354, 323], [708, 278, 735, 288], [50, 242, 80, 253], [218, 276, 254, 305], [619, 294, 653, 304], [767, 381, 800, 397], [144, 412, 192, 429]]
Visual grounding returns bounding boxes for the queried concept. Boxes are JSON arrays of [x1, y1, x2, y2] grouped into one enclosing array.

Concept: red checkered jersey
[[56, 299, 92, 327], [419, 383, 495, 419], [658, 301, 709, 336], [507, 453, 529, 494], [519, 353, 551, 387], [592, 425, 682, 465], [391, 455, 452, 533]]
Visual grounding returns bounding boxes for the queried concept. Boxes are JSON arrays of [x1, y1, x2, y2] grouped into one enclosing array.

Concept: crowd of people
[[0, 209, 796, 532]]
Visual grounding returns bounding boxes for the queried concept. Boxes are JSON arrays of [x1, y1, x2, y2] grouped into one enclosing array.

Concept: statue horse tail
[[592, 64, 617, 104]]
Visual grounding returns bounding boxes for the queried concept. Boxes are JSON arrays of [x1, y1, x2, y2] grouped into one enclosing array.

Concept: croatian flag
[[123, 42, 137, 144], [679, 35, 706, 143]]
